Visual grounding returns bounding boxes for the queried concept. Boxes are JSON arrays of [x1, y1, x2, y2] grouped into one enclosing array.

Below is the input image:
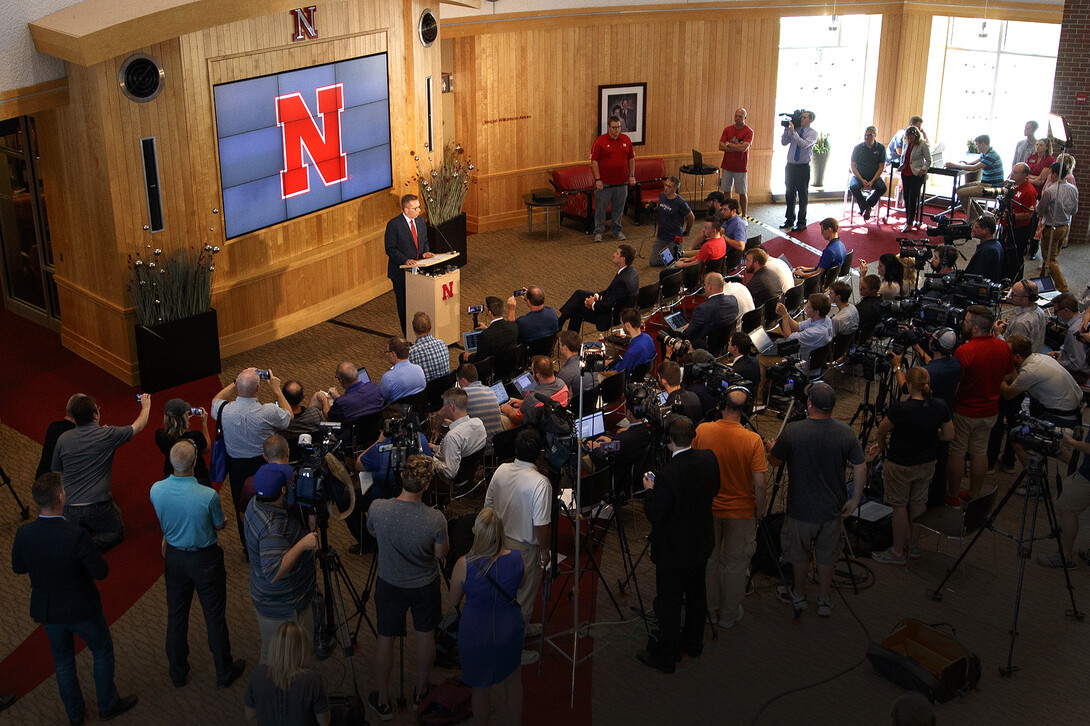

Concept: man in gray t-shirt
[[766, 383, 866, 617], [366, 455, 449, 719]]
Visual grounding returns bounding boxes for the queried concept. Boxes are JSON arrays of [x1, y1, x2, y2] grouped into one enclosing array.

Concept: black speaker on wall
[[119, 53, 165, 103], [141, 137, 164, 232]]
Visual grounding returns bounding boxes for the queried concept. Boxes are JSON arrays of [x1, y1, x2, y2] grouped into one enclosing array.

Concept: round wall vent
[[418, 9, 438, 47], [118, 54, 165, 103]]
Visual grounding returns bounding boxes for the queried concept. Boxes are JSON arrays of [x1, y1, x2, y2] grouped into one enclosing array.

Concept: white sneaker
[[593, 233, 603, 243], [614, 231, 627, 241], [776, 585, 807, 610], [520, 648, 540, 665]]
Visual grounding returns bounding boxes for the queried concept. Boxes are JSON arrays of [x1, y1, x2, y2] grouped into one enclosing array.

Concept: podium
[[402, 252, 460, 344]]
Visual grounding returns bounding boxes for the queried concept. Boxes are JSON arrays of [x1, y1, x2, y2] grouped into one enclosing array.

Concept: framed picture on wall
[[598, 82, 646, 145]]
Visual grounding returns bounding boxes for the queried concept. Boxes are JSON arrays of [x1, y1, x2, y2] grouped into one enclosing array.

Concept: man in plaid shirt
[[408, 312, 451, 382]]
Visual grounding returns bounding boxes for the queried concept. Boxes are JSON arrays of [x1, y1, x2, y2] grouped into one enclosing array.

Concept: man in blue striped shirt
[[947, 134, 1005, 224]]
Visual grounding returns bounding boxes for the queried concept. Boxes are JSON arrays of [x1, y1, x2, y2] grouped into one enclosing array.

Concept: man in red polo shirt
[[945, 305, 1015, 504], [1009, 162, 1038, 261], [591, 115, 636, 243], [718, 108, 754, 215]]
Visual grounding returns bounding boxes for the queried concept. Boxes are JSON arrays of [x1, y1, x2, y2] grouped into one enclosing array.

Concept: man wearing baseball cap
[[764, 382, 866, 617], [243, 463, 319, 663]]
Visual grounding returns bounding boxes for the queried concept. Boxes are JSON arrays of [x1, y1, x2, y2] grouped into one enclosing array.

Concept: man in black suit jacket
[[462, 296, 520, 369], [682, 273, 738, 349], [557, 244, 639, 332], [636, 417, 718, 673], [11, 473, 137, 724], [385, 194, 434, 334]]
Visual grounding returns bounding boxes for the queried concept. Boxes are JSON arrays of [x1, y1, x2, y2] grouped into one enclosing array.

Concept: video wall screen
[[213, 53, 392, 239]]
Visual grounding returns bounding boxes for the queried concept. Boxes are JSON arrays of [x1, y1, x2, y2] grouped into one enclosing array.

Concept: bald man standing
[[718, 108, 754, 216]]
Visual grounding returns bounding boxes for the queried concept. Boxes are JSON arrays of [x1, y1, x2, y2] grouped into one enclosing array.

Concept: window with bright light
[[772, 15, 883, 194]]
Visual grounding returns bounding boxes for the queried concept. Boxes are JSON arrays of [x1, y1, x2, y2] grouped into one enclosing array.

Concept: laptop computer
[[692, 149, 713, 172], [462, 330, 482, 353], [576, 410, 606, 439], [512, 371, 536, 398], [749, 326, 778, 355], [659, 246, 676, 267], [489, 380, 510, 405], [1029, 276, 1062, 305], [663, 311, 687, 332]]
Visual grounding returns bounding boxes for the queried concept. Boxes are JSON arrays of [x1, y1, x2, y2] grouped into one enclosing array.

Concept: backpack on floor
[[417, 677, 473, 725], [866, 619, 981, 703]]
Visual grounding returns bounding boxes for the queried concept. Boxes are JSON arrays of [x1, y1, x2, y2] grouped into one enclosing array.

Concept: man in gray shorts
[[366, 455, 449, 720], [765, 383, 866, 617]]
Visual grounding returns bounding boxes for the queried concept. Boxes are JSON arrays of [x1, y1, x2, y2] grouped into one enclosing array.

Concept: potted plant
[[411, 143, 476, 267], [811, 132, 831, 188], [130, 245, 221, 392]]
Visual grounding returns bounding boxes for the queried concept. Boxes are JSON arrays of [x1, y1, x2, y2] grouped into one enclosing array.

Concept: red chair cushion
[[552, 164, 595, 217]]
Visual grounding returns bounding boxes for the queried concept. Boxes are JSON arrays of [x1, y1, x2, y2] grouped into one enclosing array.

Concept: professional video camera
[[980, 180, 1015, 199], [898, 238, 936, 271], [689, 360, 748, 406], [925, 213, 973, 244], [291, 422, 346, 508], [1009, 415, 1068, 458], [846, 343, 894, 380], [379, 407, 424, 472], [920, 270, 1003, 308], [779, 109, 806, 128], [766, 358, 809, 401], [580, 341, 608, 373], [657, 330, 691, 356]]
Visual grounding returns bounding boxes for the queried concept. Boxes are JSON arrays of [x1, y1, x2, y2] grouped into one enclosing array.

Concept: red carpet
[[0, 307, 223, 697]]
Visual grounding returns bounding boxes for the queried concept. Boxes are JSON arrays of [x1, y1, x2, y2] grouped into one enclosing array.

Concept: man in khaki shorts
[[945, 306, 1014, 505], [1039, 429, 1090, 568]]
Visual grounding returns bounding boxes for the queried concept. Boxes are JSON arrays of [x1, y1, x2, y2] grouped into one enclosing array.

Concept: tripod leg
[[1001, 472, 1041, 676], [1038, 480, 1085, 621], [0, 465, 29, 520]]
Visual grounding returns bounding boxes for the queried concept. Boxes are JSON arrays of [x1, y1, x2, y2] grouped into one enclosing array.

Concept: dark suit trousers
[[391, 272, 407, 335], [227, 454, 265, 552], [784, 162, 811, 226], [559, 289, 607, 331], [649, 561, 708, 664], [164, 544, 234, 684]]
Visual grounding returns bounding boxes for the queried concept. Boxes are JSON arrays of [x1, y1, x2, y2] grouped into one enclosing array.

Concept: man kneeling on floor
[[764, 383, 866, 617]]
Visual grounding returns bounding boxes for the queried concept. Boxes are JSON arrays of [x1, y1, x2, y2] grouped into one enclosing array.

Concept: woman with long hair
[[898, 124, 931, 232], [244, 621, 330, 725], [155, 398, 212, 487], [448, 507, 525, 726], [859, 253, 906, 300], [869, 367, 954, 565]]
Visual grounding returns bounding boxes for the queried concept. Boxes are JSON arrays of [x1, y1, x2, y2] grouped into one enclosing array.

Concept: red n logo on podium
[[276, 84, 347, 199], [442, 282, 455, 301]]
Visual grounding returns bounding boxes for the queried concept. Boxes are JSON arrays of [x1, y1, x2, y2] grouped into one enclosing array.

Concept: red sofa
[[550, 164, 596, 234], [628, 157, 666, 225]]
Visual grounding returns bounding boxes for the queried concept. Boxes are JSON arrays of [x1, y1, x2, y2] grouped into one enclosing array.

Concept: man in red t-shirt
[[590, 116, 636, 243], [718, 108, 754, 216], [946, 305, 1015, 503], [1009, 162, 1038, 260], [671, 218, 726, 273]]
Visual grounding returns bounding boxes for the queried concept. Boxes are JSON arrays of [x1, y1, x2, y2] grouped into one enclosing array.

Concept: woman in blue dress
[[448, 507, 526, 726]]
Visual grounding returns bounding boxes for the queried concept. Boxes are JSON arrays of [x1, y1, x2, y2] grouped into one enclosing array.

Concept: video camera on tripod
[[379, 407, 424, 471], [920, 269, 1004, 307], [1009, 415, 1083, 458], [925, 213, 973, 244], [845, 342, 895, 380], [766, 358, 809, 402], [292, 422, 346, 508], [688, 360, 748, 407], [898, 238, 937, 272]]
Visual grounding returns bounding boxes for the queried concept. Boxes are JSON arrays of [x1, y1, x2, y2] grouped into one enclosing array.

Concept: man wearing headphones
[[963, 215, 1004, 284], [636, 417, 719, 673], [693, 387, 767, 628], [585, 387, 653, 478], [995, 280, 1048, 353]]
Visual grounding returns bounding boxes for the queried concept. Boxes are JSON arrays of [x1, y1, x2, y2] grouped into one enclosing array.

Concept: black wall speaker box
[[141, 137, 164, 232]]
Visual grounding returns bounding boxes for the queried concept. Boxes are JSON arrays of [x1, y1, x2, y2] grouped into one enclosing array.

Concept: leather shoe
[[792, 224, 806, 232], [216, 658, 247, 688], [100, 694, 138, 721], [780, 221, 794, 229], [635, 649, 675, 674]]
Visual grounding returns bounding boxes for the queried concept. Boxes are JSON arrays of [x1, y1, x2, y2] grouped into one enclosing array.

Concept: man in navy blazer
[[557, 244, 639, 332], [385, 194, 434, 334], [682, 273, 739, 346], [11, 473, 137, 724]]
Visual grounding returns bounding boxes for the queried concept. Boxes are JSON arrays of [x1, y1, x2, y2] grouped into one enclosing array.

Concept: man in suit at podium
[[385, 194, 434, 334]]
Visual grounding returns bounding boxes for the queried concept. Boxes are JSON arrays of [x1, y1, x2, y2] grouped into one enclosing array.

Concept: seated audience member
[[649, 176, 695, 267], [859, 253, 905, 301], [963, 215, 1004, 284], [244, 622, 330, 725], [847, 126, 887, 220], [723, 276, 755, 319], [35, 394, 78, 479], [155, 398, 212, 488], [366, 455, 448, 720], [407, 312, 451, 382], [744, 248, 787, 307], [994, 280, 1048, 353], [719, 198, 747, 251], [946, 134, 1005, 223], [507, 286, 559, 344], [321, 361, 384, 424], [557, 245, 639, 332], [354, 406, 433, 554], [761, 246, 796, 293], [281, 380, 325, 454], [828, 281, 859, 337], [462, 296, 519, 364], [757, 294, 835, 397], [557, 330, 596, 395], [456, 363, 504, 439], [501, 356, 570, 426], [53, 392, 152, 551], [681, 274, 738, 350], [672, 218, 726, 272], [380, 337, 427, 404], [657, 360, 702, 422], [856, 275, 884, 341], [1050, 293, 1090, 383], [432, 387, 488, 483], [608, 308, 656, 375], [793, 218, 846, 279], [727, 332, 760, 390]]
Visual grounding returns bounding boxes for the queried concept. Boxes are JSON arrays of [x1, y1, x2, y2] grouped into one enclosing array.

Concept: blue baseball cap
[[253, 463, 293, 498]]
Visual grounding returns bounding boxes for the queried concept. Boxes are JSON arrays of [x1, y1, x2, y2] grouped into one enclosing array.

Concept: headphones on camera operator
[[722, 384, 754, 415], [1016, 279, 1040, 303]]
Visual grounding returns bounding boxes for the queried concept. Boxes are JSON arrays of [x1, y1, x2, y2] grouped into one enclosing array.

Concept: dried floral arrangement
[[410, 143, 476, 226], [128, 244, 219, 327]]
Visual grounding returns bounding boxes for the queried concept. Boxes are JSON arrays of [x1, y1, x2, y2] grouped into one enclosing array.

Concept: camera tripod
[[927, 450, 1084, 674], [848, 357, 896, 445], [0, 464, 30, 521]]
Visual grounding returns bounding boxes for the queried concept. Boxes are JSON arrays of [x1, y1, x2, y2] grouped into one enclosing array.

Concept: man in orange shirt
[[692, 388, 767, 628]]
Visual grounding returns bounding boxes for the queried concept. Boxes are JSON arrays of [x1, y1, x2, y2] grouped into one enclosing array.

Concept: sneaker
[[1016, 484, 1045, 498], [793, 224, 806, 232], [614, 231, 627, 241], [368, 692, 393, 722], [776, 585, 807, 610], [1037, 552, 1075, 569], [718, 604, 744, 628], [520, 648, 540, 665], [412, 684, 431, 712], [780, 220, 794, 229], [816, 598, 833, 617], [525, 623, 543, 638], [100, 695, 138, 722], [593, 233, 603, 243], [872, 547, 908, 565], [957, 490, 972, 503], [944, 495, 962, 508]]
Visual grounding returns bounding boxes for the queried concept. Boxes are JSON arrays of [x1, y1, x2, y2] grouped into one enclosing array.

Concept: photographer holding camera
[[156, 398, 211, 488], [779, 110, 817, 231]]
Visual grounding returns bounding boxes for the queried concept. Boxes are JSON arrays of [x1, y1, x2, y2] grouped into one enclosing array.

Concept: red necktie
[[410, 219, 419, 254]]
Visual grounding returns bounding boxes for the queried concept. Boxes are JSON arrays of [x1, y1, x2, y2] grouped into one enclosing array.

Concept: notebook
[[749, 326, 778, 355]]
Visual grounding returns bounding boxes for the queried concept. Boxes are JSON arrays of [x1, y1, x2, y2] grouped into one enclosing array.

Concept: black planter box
[[427, 212, 468, 268], [135, 308, 222, 393]]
